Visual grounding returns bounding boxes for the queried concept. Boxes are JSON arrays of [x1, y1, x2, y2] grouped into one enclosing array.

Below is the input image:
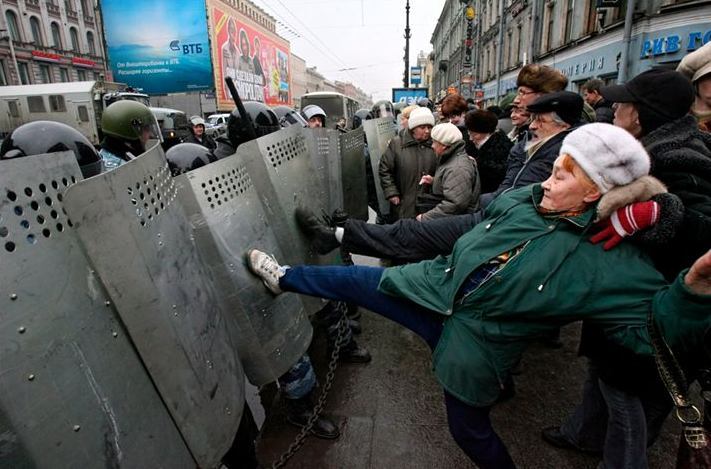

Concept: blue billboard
[[102, 0, 213, 94], [392, 88, 428, 105]]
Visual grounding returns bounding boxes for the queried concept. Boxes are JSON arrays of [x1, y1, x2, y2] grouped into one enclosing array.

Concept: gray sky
[[249, 0, 446, 101]]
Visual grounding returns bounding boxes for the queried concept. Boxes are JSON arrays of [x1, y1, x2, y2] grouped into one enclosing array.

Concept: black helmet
[[0, 120, 102, 178], [272, 105, 308, 128], [371, 100, 394, 118], [165, 143, 217, 176], [352, 108, 373, 129], [227, 101, 280, 149]]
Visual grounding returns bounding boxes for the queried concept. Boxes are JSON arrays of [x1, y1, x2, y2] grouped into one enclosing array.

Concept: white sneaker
[[246, 249, 285, 295]]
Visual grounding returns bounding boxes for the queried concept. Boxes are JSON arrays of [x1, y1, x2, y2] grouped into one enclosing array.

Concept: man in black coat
[[581, 78, 614, 124], [186, 116, 217, 151]]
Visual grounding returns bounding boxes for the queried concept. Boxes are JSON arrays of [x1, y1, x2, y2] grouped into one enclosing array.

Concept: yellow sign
[[465, 6, 476, 20]]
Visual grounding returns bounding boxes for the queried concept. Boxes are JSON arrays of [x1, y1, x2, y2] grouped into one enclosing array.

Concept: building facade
[[431, 0, 711, 102], [0, 0, 107, 85], [291, 53, 306, 108]]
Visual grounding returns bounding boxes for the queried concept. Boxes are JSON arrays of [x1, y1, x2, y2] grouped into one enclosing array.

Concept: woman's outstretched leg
[[247, 250, 443, 349]]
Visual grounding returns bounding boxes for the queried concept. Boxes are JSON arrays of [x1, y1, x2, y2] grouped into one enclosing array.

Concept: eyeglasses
[[517, 88, 537, 97]]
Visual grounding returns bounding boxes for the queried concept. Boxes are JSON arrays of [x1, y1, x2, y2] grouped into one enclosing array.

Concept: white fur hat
[[677, 42, 711, 83], [430, 122, 463, 146], [408, 107, 435, 130], [559, 123, 650, 194]]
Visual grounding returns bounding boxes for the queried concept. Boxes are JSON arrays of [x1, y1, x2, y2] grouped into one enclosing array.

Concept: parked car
[[205, 113, 230, 138]]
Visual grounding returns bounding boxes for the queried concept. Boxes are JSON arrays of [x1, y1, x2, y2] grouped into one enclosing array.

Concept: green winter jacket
[[378, 184, 671, 407]]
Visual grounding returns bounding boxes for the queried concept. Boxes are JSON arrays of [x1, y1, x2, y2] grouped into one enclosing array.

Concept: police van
[[0, 80, 151, 146]]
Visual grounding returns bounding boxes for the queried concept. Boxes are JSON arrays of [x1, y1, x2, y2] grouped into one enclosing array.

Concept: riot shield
[[304, 128, 343, 215], [339, 127, 368, 220], [363, 117, 398, 215], [236, 126, 331, 314], [175, 152, 313, 386], [63, 144, 243, 468], [0, 152, 194, 468]]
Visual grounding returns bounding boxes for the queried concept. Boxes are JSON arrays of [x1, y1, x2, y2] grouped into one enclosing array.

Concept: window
[[51, 22, 63, 49], [39, 64, 52, 83], [77, 105, 89, 122], [86, 31, 96, 55], [29, 16, 43, 46], [49, 95, 66, 112], [93, 71, 100, 80], [27, 96, 46, 113], [77, 69, 86, 80], [584, 0, 598, 34], [8, 100, 20, 117], [564, 0, 575, 43], [59, 68, 69, 82], [69, 27, 80, 52], [18, 62, 30, 84], [5, 10, 20, 41], [0, 60, 6, 86]]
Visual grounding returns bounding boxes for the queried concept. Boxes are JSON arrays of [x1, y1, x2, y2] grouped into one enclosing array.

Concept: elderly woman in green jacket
[[246, 123, 711, 468]]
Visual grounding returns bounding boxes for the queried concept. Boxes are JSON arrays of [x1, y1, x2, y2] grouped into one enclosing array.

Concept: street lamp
[[0, 29, 20, 85]]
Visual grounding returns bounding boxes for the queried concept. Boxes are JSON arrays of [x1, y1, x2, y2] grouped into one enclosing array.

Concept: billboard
[[102, 0, 213, 95], [410, 67, 422, 85], [207, 0, 291, 110], [392, 88, 428, 106]]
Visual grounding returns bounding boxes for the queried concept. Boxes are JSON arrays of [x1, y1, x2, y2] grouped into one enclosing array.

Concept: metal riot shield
[[0, 152, 194, 468], [339, 127, 368, 220], [175, 152, 313, 386], [363, 117, 398, 216], [62, 144, 243, 468], [304, 128, 343, 215]]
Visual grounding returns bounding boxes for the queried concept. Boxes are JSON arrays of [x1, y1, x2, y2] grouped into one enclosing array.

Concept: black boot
[[295, 207, 340, 254], [284, 393, 340, 440], [336, 340, 372, 364]]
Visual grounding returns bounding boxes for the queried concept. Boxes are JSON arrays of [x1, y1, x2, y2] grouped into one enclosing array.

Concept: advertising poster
[[102, 0, 213, 94], [392, 88, 428, 106], [207, 0, 291, 109]]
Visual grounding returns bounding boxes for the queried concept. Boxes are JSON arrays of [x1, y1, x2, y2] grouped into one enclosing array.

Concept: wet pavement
[[255, 255, 680, 469]]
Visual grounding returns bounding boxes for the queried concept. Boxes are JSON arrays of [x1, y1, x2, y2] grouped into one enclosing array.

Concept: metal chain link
[[270, 306, 349, 469]]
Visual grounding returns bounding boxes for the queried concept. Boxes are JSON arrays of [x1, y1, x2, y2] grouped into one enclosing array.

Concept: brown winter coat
[[378, 128, 438, 220]]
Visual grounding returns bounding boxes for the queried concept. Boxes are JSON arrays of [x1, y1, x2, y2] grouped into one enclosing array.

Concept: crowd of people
[[3, 41, 711, 469]]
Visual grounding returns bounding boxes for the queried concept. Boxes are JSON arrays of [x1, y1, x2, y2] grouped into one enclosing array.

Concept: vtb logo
[[169, 40, 203, 54]]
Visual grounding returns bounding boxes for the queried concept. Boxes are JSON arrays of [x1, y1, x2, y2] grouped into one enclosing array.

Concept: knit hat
[[600, 68, 694, 134], [408, 107, 435, 130], [465, 110, 498, 133], [431, 123, 463, 146], [559, 123, 650, 194], [677, 42, 711, 83]]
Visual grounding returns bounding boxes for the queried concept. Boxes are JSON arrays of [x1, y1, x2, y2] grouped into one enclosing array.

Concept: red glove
[[590, 200, 660, 250]]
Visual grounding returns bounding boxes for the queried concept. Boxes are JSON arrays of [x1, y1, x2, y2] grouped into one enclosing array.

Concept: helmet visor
[[280, 112, 308, 128], [132, 115, 162, 144]]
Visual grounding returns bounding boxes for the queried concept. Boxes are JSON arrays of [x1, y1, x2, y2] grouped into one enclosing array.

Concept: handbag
[[648, 314, 711, 468]]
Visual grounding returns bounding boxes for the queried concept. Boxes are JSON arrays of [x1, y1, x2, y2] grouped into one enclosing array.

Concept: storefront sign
[[558, 56, 605, 78], [640, 29, 711, 59], [72, 57, 96, 68], [31, 50, 61, 63]]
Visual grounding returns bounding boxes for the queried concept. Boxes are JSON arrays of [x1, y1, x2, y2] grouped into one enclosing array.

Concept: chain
[[270, 306, 349, 469]]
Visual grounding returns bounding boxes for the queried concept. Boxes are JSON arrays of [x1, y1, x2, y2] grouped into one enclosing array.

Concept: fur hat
[[559, 123, 651, 194], [465, 110, 498, 133], [431, 123, 463, 146], [677, 42, 711, 83], [516, 64, 568, 93], [408, 107, 435, 130]]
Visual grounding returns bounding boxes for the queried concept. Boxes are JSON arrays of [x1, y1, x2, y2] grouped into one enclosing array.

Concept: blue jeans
[[281, 264, 516, 469], [560, 361, 671, 469]]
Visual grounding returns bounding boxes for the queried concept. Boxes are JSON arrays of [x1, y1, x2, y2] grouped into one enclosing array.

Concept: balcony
[[26, 0, 41, 11], [83, 14, 94, 26], [46, 2, 61, 17], [66, 8, 78, 22]]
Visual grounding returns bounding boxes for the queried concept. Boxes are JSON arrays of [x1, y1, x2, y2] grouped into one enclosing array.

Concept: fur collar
[[596, 175, 667, 221]]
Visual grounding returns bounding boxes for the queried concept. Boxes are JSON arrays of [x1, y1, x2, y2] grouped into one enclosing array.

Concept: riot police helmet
[[371, 100, 394, 118], [0, 120, 102, 178], [101, 100, 161, 149], [352, 108, 372, 129], [417, 97, 434, 110], [272, 105, 308, 128], [301, 104, 327, 128], [165, 143, 217, 176], [227, 101, 281, 148]]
